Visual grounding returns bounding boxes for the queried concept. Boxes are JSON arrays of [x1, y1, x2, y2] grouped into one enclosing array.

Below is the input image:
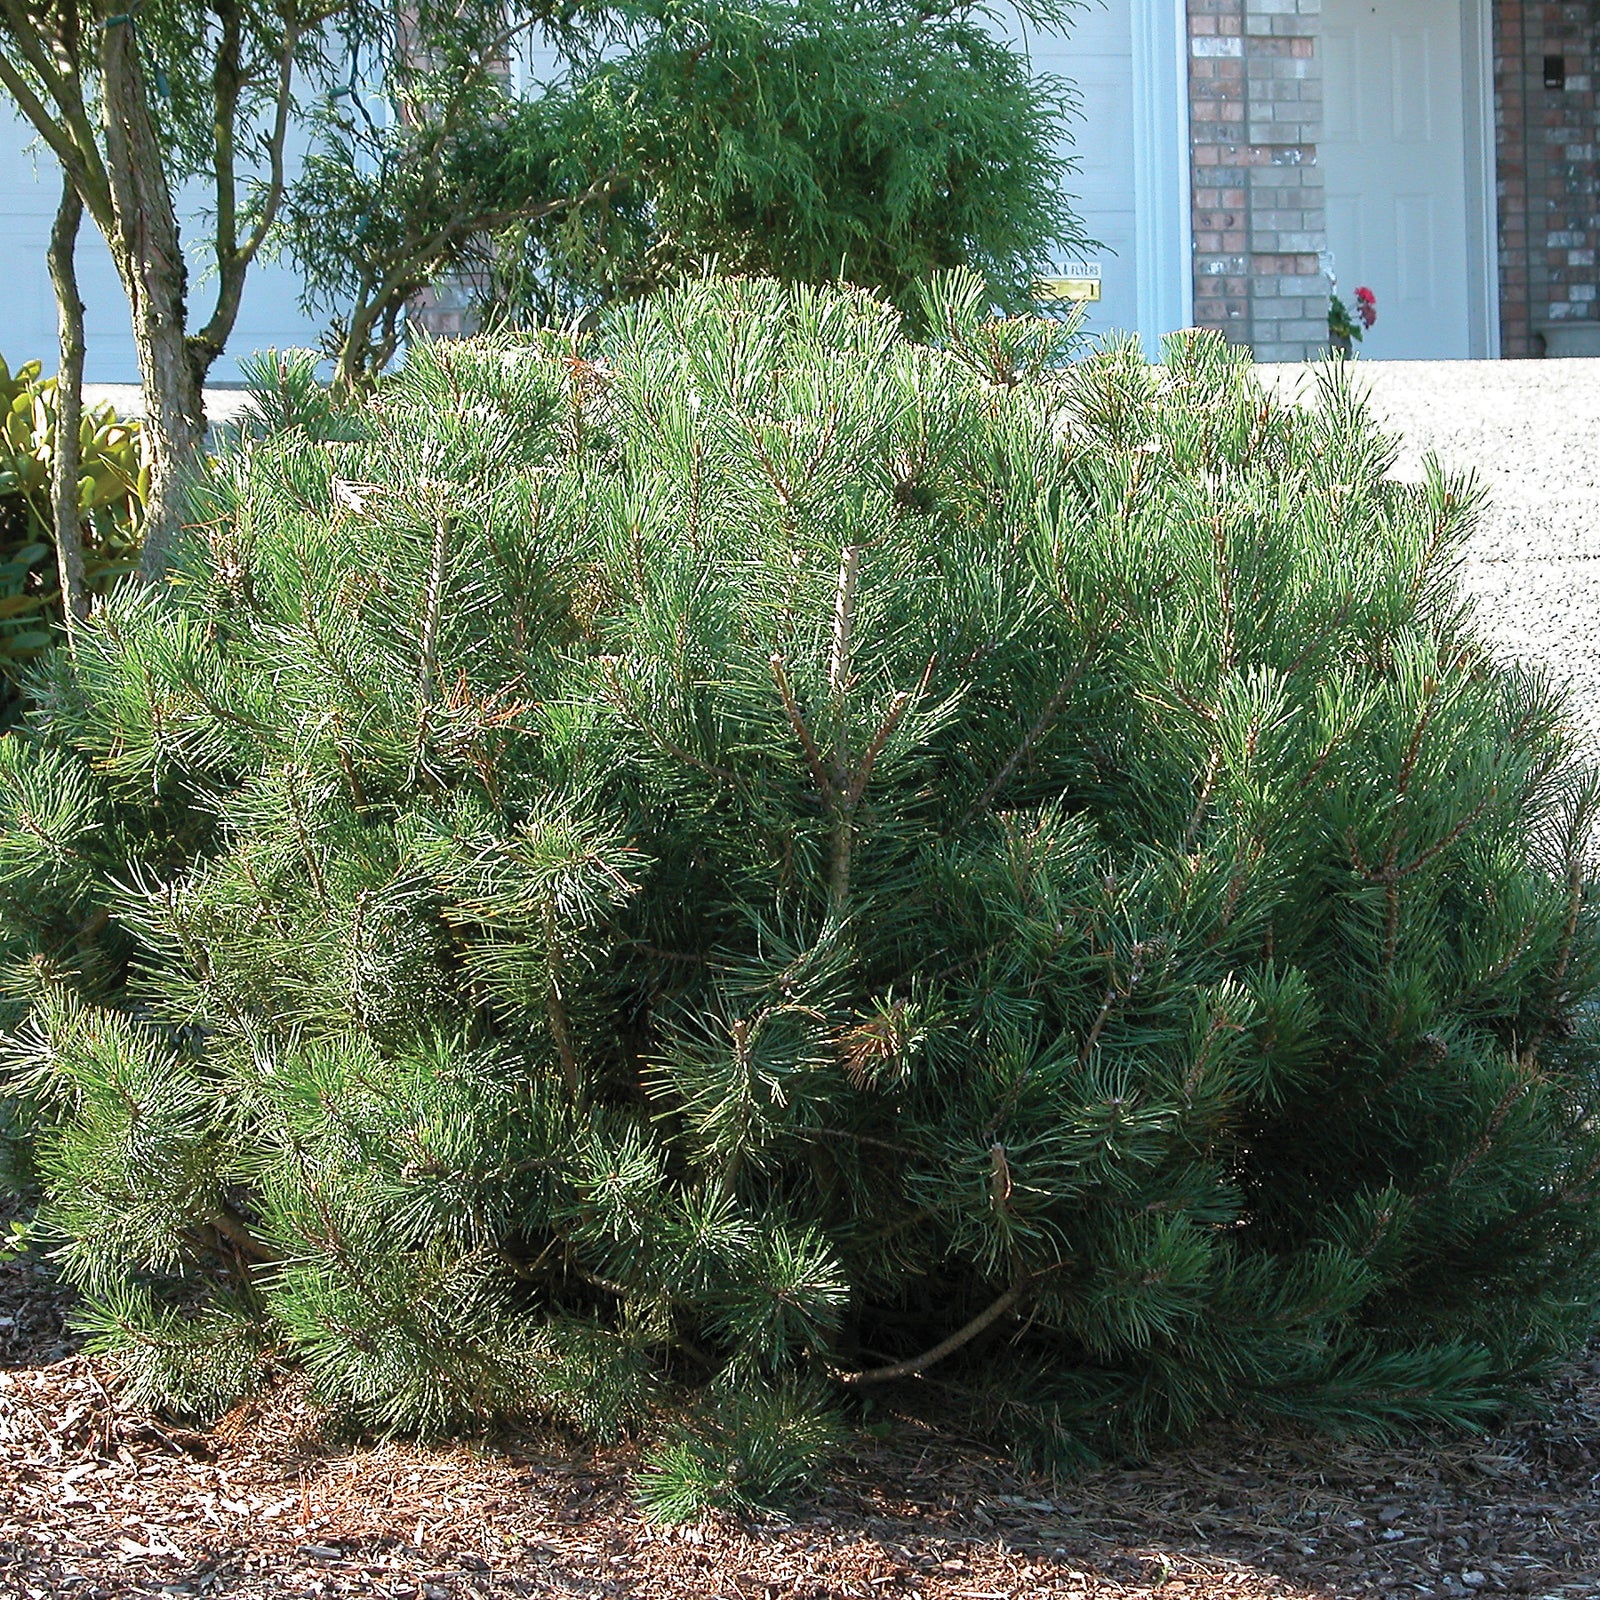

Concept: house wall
[[0, 105, 325, 386], [1493, 0, 1600, 356], [1017, 0, 1146, 347], [1187, 0, 1328, 360], [0, 5, 1583, 376]]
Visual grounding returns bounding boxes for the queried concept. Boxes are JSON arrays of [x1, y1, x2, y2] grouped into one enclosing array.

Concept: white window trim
[[1131, 0, 1195, 357]]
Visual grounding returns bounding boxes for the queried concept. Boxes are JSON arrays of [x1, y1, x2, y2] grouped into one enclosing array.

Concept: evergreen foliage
[[496, 0, 1086, 319], [5, 275, 1600, 1511]]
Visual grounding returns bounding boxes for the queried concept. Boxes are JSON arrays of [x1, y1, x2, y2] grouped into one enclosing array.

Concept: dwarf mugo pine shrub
[[5, 275, 1600, 1501]]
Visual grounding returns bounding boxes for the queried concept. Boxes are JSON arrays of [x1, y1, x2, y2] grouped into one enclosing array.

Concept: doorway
[[1319, 0, 1493, 359]]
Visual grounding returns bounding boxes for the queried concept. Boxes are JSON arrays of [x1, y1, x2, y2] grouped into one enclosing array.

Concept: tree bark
[[189, 1, 300, 377], [336, 289, 393, 393], [98, 15, 204, 579], [46, 170, 89, 637]]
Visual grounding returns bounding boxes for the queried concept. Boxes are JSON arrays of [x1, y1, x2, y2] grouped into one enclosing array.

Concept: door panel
[[1324, 33, 1358, 141], [1389, 32, 1432, 142], [1322, 0, 1472, 358], [1393, 195, 1438, 305], [1326, 194, 1364, 274]]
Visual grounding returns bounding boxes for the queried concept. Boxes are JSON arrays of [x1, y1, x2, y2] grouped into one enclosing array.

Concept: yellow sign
[[1035, 267, 1102, 304]]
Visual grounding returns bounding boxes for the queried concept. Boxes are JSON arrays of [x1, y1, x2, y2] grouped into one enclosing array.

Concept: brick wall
[[408, 270, 493, 341], [1493, 0, 1599, 356], [1188, 0, 1328, 360], [1496, 0, 1535, 354]]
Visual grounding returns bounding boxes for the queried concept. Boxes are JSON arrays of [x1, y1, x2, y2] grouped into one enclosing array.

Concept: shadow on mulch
[[0, 1198, 74, 1372], [3, 1206, 1597, 1600]]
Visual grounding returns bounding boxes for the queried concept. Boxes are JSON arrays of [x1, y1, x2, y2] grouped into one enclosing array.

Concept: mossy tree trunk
[[47, 170, 89, 635], [98, 16, 205, 578]]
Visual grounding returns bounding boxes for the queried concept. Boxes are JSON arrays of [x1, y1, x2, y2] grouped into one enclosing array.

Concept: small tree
[[0, 0, 583, 564], [281, 8, 618, 390], [285, 0, 1088, 386], [0, 0, 335, 569], [5, 277, 1600, 1510]]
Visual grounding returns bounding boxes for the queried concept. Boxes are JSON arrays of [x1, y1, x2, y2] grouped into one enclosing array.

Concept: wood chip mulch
[[3, 1225, 1598, 1600]]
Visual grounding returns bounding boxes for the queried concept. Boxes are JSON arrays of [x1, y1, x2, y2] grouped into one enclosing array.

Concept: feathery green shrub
[[4, 276, 1600, 1512]]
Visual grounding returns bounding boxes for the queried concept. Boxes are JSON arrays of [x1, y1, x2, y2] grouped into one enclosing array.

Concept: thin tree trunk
[[336, 293, 387, 394], [47, 171, 89, 638], [98, 15, 204, 579]]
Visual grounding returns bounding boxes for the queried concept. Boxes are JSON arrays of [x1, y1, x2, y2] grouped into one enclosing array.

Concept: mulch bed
[[3, 1220, 1597, 1600]]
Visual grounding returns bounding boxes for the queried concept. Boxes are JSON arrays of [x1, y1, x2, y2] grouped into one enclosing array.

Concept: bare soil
[[2, 1221, 1597, 1600]]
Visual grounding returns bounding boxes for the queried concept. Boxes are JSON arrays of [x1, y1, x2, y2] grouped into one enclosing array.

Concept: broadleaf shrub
[[0, 357, 145, 713], [4, 276, 1600, 1501]]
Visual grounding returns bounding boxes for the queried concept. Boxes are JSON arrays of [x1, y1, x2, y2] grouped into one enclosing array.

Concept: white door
[[1320, 0, 1472, 358]]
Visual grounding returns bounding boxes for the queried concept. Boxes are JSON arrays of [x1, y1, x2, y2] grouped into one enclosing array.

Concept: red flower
[[1354, 286, 1377, 329]]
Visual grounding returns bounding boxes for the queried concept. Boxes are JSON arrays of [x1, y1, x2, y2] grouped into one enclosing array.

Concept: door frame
[[1461, 0, 1500, 357], [1131, 0, 1195, 354]]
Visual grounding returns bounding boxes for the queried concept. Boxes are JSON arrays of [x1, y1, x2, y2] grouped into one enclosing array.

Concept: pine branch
[[770, 654, 836, 804], [544, 898, 580, 1100], [828, 545, 860, 782], [211, 1205, 275, 1264], [960, 649, 1092, 828], [831, 1263, 1066, 1386], [418, 511, 453, 705]]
